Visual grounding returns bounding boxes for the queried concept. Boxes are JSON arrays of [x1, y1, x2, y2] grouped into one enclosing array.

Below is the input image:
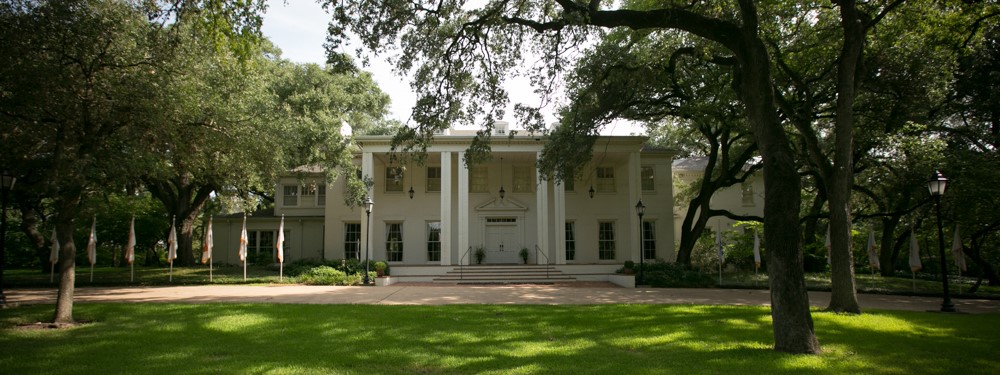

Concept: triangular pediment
[[475, 197, 528, 212]]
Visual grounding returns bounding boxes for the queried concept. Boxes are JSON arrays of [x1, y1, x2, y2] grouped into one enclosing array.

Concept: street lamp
[[363, 196, 374, 285], [635, 199, 645, 286], [928, 170, 955, 312], [0, 170, 16, 305]]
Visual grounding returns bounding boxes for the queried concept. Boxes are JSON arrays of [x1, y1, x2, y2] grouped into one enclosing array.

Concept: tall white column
[[440, 152, 453, 265], [628, 151, 640, 263], [554, 180, 566, 265], [361, 152, 374, 262], [535, 151, 549, 264], [457, 151, 470, 264]]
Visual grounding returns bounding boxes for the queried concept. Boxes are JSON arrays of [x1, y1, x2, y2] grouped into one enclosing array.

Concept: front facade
[[215, 126, 678, 278]]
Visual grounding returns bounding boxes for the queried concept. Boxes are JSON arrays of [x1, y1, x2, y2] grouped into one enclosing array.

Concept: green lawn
[[4, 264, 296, 287], [1, 303, 997, 374]]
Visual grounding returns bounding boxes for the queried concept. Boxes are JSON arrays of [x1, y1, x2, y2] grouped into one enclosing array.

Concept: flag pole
[[50, 262, 55, 283]]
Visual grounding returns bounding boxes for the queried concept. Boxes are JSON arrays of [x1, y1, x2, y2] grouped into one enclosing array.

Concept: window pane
[[427, 221, 441, 262], [641, 166, 655, 191], [427, 167, 441, 192], [317, 184, 326, 206], [598, 221, 615, 260], [386, 223, 403, 262], [283, 185, 298, 206], [642, 221, 656, 260], [470, 166, 488, 193], [565, 222, 576, 261], [742, 182, 755, 206], [386, 167, 403, 192], [513, 166, 532, 193], [344, 223, 361, 259], [596, 167, 615, 192]]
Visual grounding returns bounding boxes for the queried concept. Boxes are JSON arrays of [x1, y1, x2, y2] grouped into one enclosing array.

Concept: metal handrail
[[534, 245, 550, 279], [459, 246, 472, 280]]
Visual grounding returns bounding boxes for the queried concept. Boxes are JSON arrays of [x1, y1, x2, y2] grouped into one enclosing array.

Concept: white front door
[[484, 223, 519, 264]]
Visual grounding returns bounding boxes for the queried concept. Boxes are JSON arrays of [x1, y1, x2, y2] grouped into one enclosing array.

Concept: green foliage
[[642, 260, 717, 288], [474, 246, 486, 264], [296, 266, 364, 285]]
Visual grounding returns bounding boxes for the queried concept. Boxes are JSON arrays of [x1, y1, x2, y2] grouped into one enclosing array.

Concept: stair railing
[[459, 246, 472, 280], [534, 245, 550, 279]]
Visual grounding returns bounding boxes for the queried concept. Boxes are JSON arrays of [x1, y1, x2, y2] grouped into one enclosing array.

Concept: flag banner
[[825, 227, 831, 265], [239, 215, 248, 262], [202, 216, 214, 264], [752, 231, 761, 269], [952, 225, 966, 272], [867, 231, 880, 270], [50, 227, 59, 283], [125, 216, 136, 265], [276, 215, 285, 263], [87, 217, 97, 266], [49, 227, 59, 264], [715, 226, 724, 261], [909, 226, 922, 272], [167, 218, 178, 262]]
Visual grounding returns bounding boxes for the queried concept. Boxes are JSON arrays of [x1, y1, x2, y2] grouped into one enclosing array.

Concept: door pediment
[[475, 197, 528, 212]]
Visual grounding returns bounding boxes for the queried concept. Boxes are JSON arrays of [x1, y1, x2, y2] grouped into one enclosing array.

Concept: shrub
[[296, 266, 369, 285], [642, 260, 716, 288]]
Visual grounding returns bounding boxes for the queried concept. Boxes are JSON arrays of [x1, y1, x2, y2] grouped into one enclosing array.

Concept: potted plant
[[374, 261, 388, 277], [474, 246, 486, 264], [519, 247, 530, 264], [619, 260, 636, 275]]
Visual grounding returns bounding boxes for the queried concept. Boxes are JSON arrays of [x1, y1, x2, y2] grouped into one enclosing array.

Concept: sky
[[260, 1, 643, 135]]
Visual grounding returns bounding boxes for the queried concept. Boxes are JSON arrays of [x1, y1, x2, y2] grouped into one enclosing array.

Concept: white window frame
[[426, 166, 442, 192], [470, 166, 488, 193], [344, 223, 361, 260], [598, 221, 616, 260], [642, 220, 656, 261], [426, 221, 441, 262], [641, 165, 655, 192], [596, 167, 615, 193], [565, 221, 576, 261], [512, 165, 533, 193], [385, 167, 404, 192], [283, 185, 299, 207], [386, 222, 404, 262]]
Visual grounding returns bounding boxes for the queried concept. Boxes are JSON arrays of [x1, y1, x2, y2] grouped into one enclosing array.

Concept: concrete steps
[[433, 265, 575, 284]]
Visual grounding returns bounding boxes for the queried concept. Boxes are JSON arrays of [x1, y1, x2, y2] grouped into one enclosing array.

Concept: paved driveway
[[7, 284, 1000, 313]]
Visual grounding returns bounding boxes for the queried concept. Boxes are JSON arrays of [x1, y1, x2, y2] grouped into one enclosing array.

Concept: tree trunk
[[676, 195, 713, 267], [52, 192, 81, 324], [878, 216, 901, 276], [147, 175, 214, 267], [802, 190, 826, 244], [825, 0, 865, 314], [968, 235, 1000, 286], [736, 30, 820, 354]]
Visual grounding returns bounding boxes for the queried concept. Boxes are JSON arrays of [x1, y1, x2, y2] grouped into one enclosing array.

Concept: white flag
[[238, 215, 248, 262], [86, 217, 97, 266], [715, 226, 724, 261], [952, 225, 966, 272], [201, 216, 213, 264], [825, 227, 831, 265], [867, 231, 880, 270], [752, 230, 761, 269], [125, 216, 136, 265], [909, 226, 922, 272], [50, 227, 60, 264], [167, 218, 177, 262], [276, 215, 285, 263]]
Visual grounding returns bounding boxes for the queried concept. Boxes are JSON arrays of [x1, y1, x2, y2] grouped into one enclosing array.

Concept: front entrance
[[484, 218, 520, 264]]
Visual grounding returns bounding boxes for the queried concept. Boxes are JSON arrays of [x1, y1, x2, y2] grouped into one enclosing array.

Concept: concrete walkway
[[7, 284, 1000, 313]]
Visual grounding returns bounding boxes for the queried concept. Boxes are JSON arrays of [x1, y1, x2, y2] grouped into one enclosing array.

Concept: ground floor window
[[642, 221, 656, 260], [386, 223, 404, 262], [344, 223, 360, 259], [598, 221, 615, 260], [565, 222, 576, 261], [248, 231, 272, 264], [427, 221, 441, 262]]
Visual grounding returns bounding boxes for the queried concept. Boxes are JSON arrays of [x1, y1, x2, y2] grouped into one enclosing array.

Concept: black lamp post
[[635, 199, 645, 286], [363, 196, 374, 285], [588, 186, 595, 199], [928, 171, 955, 312], [0, 170, 16, 305]]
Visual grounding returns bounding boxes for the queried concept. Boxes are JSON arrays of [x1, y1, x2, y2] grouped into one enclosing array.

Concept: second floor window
[[470, 166, 488, 193], [427, 166, 441, 192], [596, 167, 615, 192], [283, 185, 298, 206], [641, 166, 655, 191], [513, 166, 532, 193], [385, 167, 403, 192]]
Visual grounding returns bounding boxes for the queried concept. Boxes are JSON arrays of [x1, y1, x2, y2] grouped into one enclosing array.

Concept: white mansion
[[212, 124, 694, 282]]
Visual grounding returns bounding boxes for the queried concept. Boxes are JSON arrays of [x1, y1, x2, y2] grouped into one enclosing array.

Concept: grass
[[4, 264, 301, 287], [718, 272, 1000, 299], [1, 303, 998, 374]]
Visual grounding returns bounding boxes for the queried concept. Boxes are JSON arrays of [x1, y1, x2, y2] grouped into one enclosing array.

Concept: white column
[[627, 151, 641, 263], [554, 180, 566, 264], [535, 151, 549, 264], [361, 152, 374, 262], [457, 151, 470, 264], [440, 152, 453, 265]]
